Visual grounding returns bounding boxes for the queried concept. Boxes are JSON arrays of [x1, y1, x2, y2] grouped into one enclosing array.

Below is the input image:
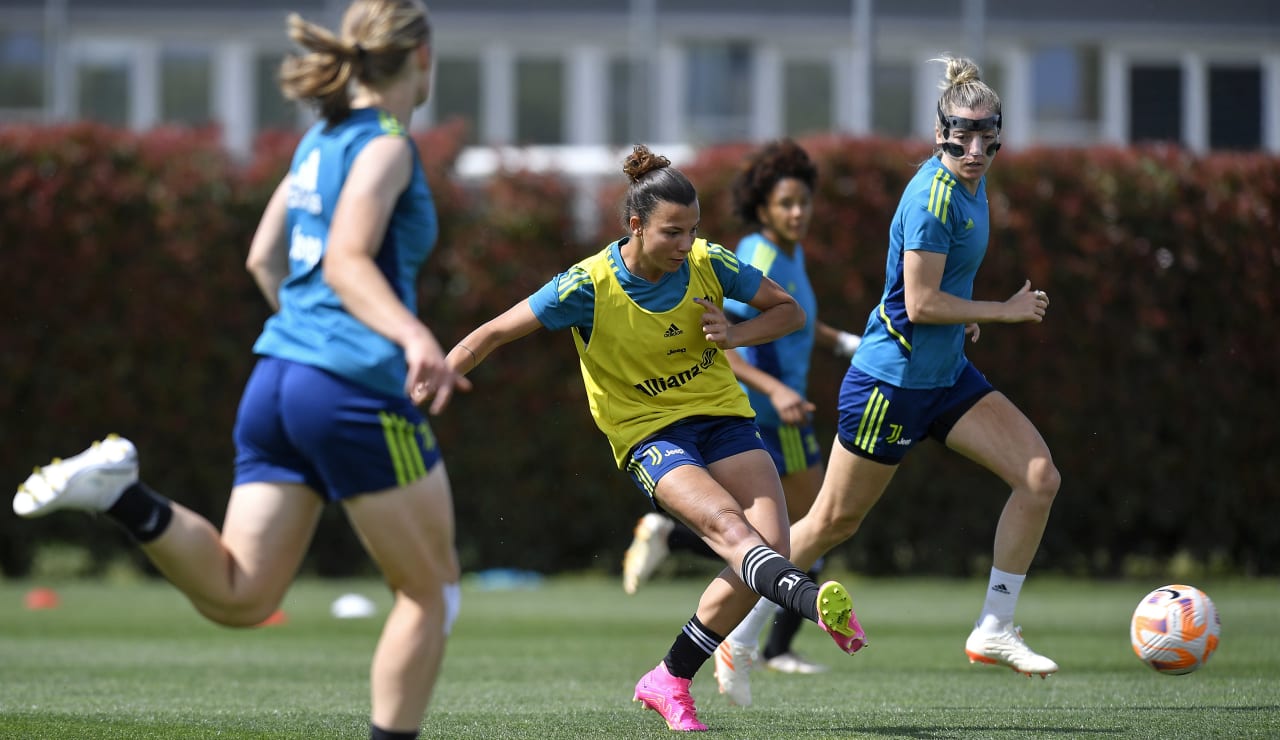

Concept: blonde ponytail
[[277, 0, 432, 124]]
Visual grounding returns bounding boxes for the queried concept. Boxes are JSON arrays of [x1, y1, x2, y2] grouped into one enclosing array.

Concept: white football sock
[[725, 596, 780, 649], [977, 567, 1025, 630]]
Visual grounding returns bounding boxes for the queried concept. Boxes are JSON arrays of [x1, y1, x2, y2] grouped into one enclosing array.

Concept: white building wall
[[1265, 53, 1280, 154], [751, 44, 782, 141], [129, 42, 159, 132], [1182, 52, 1208, 153], [481, 45, 515, 145], [214, 40, 255, 160], [654, 43, 685, 144], [567, 45, 608, 146], [11, 6, 1275, 158], [1101, 48, 1130, 146], [998, 45, 1032, 150]]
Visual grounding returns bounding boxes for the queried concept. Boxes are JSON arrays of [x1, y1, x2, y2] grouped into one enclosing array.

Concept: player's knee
[[199, 598, 282, 628], [819, 507, 866, 543], [385, 579, 459, 638], [702, 508, 757, 550], [1023, 457, 1061, 507], [805, 494, 867, 542]]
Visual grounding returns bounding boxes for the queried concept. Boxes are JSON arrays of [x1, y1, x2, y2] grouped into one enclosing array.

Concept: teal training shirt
[[528, 237, 763, 337], [723, 232, 817, 427], [253, 108, 438, 398], [852, 156, 989, 389]]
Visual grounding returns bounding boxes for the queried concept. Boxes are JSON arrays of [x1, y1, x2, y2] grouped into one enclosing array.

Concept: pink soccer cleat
[[633, 661, 708, 732], [816, 580, 868, 655]]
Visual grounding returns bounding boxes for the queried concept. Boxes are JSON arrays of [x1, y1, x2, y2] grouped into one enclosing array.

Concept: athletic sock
[[370, 725, 418, 740], [664, 614, 723, 679], [977, 567, 1025, 630], [667, 521, 718, 560], [105, 481, 173, 544], [739, 545, 819, 623], [762, 605, 803, 659], [725, 596, 777, 650]]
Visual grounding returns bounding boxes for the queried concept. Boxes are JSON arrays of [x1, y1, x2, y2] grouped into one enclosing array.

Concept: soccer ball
[[1130, 584, 1221, 675]]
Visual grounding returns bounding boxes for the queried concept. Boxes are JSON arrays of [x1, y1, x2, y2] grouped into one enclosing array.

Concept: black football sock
[[370, 726, 418, 740], [740, 545, 819, 623], [663, 614, 723, 680], [105, 481, 173, 543], [763, 566, 822, 659]]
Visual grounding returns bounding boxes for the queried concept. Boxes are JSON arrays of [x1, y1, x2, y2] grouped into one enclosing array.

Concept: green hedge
[[2, 123, 1276, 578]]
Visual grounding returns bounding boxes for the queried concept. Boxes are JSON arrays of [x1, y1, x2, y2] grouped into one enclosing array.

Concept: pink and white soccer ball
[[1130, 584, 1221, 675]]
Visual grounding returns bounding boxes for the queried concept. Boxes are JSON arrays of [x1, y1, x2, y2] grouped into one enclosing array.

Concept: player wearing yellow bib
[[438, 145, 866, 732]]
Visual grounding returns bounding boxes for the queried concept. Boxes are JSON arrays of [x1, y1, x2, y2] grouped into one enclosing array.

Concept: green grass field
[[1, 574, 1277, 739]]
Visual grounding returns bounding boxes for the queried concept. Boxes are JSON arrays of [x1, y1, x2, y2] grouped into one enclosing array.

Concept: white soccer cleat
[[714, 640, 756, 707], [621, 513, 674, 594], [13, 435, 138, 518], [764, 651, 829, 675], [965, 623, 1059, 678]]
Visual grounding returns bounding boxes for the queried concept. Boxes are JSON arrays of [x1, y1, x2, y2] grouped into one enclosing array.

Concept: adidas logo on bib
[[664, 323, 683, 338]]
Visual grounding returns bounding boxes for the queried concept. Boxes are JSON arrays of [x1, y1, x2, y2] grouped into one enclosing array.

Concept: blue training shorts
[[757, 422, 822, 476], [835, 361, 994, 465], [625, 415, 765, 507], [233, 356, 442, 501]]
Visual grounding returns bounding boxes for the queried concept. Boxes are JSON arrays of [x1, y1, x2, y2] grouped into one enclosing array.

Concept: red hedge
[[2, 123, 1276, 577]]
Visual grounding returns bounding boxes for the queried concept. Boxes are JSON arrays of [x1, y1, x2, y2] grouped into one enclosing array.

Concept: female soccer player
[[786, 55, 1062, 678], [621, 140, 864, 706], [439, 145, 866, 732], [13, 2, 466, 737]]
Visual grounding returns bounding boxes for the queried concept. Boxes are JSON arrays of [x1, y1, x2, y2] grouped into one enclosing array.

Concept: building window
[[256, 52, 297, 131], [515, 57, 564, 145], [1031, 45, 1099, 144], [0, 30, 44, 110], [784, 59, 831, 137], [1032, 45, 1099, 122], [685, 42, 752, 144], [872, 61, 912, 138], [1209, 64, 1262, 151], [1130, 64, 1182, 145], [161, 47, 211, 126], [78, 60, 129, 126], [434, 57, 481, 145]]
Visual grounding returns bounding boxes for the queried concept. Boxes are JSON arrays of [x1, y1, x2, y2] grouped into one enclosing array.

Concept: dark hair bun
[[622, 144, 671, 182]]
